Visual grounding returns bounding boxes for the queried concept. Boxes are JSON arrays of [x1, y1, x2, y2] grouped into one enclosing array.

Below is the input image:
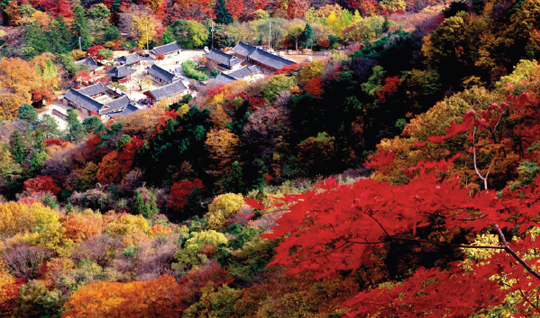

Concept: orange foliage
[[61, 212, 104, 243], [62, 275, 181, 318], [96, 151, 122, 184], [304, 77, 324, 98]]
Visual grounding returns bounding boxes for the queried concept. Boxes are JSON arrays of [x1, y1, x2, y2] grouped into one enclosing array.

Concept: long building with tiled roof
[[148, 64, 177, 84], [63, 83, 139, 117], [231, 42, 295, 73], [150, 42, 181, 58], [204, 49, 242, 69], [115, 53, 143, 68], [144, 80, 189, 106]]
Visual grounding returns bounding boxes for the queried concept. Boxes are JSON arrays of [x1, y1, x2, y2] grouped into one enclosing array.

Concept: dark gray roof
[[115, 53, 143, 65], [106, 65, 135, 78], [214, 73, 236, 84], [75, 57, 98, 71], [204, 49, 240, 68], [145, 80, 188, 101], [64, 84, 139, 117], [100, 95, 131, 115], [150, 42, 181, 55], [228, 66, 261, 79], [76, 83, 108, 96], [64, 89, 103, 112], [249, 49, 295, 70], [233, 41, 256, 57], [148, 64, 176, 83]]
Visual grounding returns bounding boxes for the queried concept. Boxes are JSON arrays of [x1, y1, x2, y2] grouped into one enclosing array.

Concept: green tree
[[50, 16, 71, 54], [17, 104, 37, 123], [82, 116, 105, 133], [225, 161, 245, 194], [162, 26, 175, 44], [214, 0, 232, 25], [67, 123, 86, 143], [40, 114, 62, 139], [23, 22, 51, 59], [132, 190, 145, 215], [302, 23, 313, 49], [13, 280, 62, 318], [33, 129, 46, 152], [28, 150, 48, 176], [72, 6, 91, 50], [66, 109, 79, 126], [9, 130, 27, 165], [173, 20, 209, 49], [144, 192, 158, 219]]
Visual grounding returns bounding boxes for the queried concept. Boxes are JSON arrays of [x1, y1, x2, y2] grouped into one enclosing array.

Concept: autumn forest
[[0, 0, 540, 316]]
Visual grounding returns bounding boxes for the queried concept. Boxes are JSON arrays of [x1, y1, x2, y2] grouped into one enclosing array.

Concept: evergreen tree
[[72, 6, 92, 50], [144, 192, 158, 219], [67, 123, 86, 143], [65, 202, 74, 214], [17, 104, 38, 123], [40, 114, 62, 139], [66, 109, 79, 126], [28, 150, 48, 176], [214, 0, 232, 25], [302, 23, 313, 50], [133, 190, 145, 215], [9, 131, 27, 165], [24, 22, 51, 59], [225, 161, 245, 194], [162, 26, 175, 44], [82, 116, 105, 133], [50, 16, 71, 54], [33, 130, 46, 152], [42, 195, 58, 209]]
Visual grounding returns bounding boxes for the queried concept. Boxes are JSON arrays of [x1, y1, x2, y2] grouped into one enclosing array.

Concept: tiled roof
[[75, 57, 99, 71], [106, 65, 135, 78], [150, 42, 181, 55], [233, 41, 256, 58], [100, 95, 132, 115], [115, 53, 143, 65], [148, 64, 176, 83], [146, 80, 188, 101], [228, 66, 261, 79], [76, 82, 108, 96], [204, 49, 241, 68], [249, 49, 295, 70], [64, 89, 103, 113], [214, 73, 236, 84], [64, 84, 138, 117]]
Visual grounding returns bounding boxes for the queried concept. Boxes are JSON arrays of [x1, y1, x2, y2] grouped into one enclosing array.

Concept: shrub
[[205, 193, 244, 230], [3, 245, 51, 280], [173, 230, 227, 271], [182, 60, 209, 81]]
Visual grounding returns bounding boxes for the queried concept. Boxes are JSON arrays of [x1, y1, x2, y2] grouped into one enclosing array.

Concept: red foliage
[[207, 84, 226, 97], [274, 63, 302, 76], [31, 86, 54, 104], [255, 167, 540, 316], [168, 179, 204, 212], [156, 53, 165, 61], [317, 39, 330, 49], [23, 176, 61, 196], [16, 197, 42, 205], [86, 45, 106, 60], [304, 77, 324, 98], [40, 0, 73, 17], [375, 76, 400, 103], [155, 110, 178, 135], [45, 139, 68, 147], [117, 136, 144, 174], [365, 149, 394, 168]]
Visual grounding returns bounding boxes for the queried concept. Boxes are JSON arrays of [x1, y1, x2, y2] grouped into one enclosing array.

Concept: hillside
[[1, 0, 540, 316]]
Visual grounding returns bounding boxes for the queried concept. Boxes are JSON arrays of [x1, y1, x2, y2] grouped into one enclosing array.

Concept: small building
[[106, 65, 135, 83], [63, 83, 139, 118], [204, 49, 243, 70], [231, 41, 295, 73], [150, 42, 181, 59], [143, 80, 189, 106], [214, 66, 262, 85], [147, 64, 177, 85], [75, 57, 99, 73], [115, 53, 143, 68]]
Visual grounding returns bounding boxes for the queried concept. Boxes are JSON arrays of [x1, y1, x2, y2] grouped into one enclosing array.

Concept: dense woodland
[[1, 0, 540, 316]]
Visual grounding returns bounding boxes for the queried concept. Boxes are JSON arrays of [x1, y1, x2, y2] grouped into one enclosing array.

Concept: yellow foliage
[[0, 202, 64, 249], [300, 60, 325, 81], [205, 193, 244, 230], [105, 214, 151, 247]]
